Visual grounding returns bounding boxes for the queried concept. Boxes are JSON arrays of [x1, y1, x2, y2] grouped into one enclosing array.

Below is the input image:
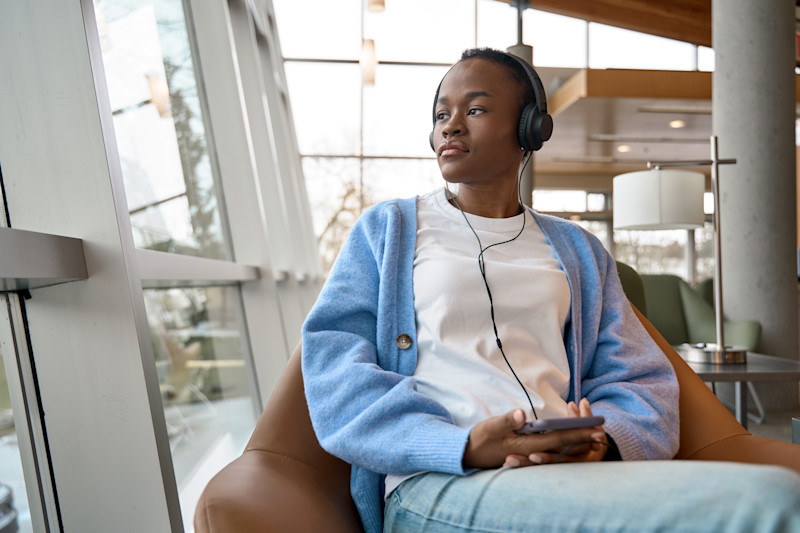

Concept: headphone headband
[[508, 54, 547, 114], [429, 50, 553, 152]]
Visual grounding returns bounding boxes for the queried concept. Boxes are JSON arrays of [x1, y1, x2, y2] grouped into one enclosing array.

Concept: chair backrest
[[615, 261, 647, 316], [246, 309, 746, 492], [196, 309, 750, 532], [676, 281, 762, 351], [640, 274, 690, 344], [694, 278, 714, 307]]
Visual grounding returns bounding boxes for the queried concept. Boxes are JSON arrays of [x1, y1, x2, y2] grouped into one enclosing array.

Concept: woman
[[302, 48, 800, 532]]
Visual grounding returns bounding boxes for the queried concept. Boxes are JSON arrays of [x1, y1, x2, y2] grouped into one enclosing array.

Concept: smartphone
[[515, 415, 605, 435]]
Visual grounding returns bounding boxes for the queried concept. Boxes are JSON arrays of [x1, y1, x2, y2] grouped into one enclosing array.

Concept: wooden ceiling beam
[[493, 0, 712, 47], [549, 69, 712, 116]]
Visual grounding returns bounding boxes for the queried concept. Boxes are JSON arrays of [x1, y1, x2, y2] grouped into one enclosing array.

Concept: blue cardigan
[[302, 196, 680, 533]]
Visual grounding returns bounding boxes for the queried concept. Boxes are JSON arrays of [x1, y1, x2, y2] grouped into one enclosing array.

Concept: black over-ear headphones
[[429, 52, 553, 153]]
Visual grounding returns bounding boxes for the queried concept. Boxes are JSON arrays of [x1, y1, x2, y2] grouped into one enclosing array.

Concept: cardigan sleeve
[[577, 242, 681, 461], [301, 203, 471, 477]]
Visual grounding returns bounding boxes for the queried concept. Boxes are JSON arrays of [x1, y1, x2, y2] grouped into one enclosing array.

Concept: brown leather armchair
[[194, 307, 800, 533]]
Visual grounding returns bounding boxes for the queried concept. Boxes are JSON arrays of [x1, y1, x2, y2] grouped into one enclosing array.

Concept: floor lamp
[[613, 135, 746, 364]]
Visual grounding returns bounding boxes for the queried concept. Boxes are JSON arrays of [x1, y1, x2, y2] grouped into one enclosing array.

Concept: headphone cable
[[445, 152, 538, 420]]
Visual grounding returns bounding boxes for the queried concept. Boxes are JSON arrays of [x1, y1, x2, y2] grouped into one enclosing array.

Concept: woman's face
[[432, 58, 525, 187]]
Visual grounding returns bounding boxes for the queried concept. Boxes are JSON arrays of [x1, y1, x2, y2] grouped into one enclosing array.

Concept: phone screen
[[516, 415, 605, 434]]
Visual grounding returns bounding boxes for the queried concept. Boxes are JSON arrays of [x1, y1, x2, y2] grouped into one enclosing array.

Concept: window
[[285, 62, 362, 156], [273, 0, 361, 60], [588, 23, 697, 70], [363, 65, 450, 157], [614, 225, 714, 283], [0, 0, 316, 529], [0, 346, 30, 533], [98, 1, 230, 260], [533, 190, 593, 212], [94, 3, 270, 526], [364, 0, 474, 64], [143, 287, 257, 505], [524, 10, 587, 68], [273, 1, 714, 275]]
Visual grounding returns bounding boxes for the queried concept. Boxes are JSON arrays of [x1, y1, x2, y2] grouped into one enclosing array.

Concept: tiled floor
[[748, 408, 800, 443]]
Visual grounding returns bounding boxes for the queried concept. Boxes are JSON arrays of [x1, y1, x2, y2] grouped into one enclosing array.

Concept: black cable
[[445, 151, 539, 419]]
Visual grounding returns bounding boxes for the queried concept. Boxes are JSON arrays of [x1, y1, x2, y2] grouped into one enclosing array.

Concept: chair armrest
[[631, 305, 749, 457], [194, 343, 363, 533], [195, 449, 362, 533], [683, 433, 800, 475]]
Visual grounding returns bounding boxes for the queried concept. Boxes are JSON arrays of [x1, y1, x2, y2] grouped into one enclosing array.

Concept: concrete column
[[713, 0, 798, 408]]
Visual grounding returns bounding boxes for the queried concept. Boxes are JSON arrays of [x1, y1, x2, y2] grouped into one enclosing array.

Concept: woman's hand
[[463, 399, 607, 469]]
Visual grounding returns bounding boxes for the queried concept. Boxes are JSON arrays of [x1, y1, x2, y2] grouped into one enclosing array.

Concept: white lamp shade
[[613, 169, 705, 230]]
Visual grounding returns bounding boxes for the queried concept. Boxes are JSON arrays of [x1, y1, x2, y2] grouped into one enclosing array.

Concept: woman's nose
[[442, 116, 464, 137]]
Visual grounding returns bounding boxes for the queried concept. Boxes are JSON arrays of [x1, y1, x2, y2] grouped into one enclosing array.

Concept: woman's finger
[[579, 398, 593, 417]]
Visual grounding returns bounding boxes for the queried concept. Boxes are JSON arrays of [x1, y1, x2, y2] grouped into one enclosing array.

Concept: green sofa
[[638, 273, 761, 351], [616, 265, 765, 424]]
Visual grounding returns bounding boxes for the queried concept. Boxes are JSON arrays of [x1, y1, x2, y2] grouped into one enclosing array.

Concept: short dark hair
[[459, 48, 535, 110]]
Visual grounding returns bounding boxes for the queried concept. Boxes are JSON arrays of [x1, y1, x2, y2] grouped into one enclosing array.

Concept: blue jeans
[[384, 461, 800, 532]]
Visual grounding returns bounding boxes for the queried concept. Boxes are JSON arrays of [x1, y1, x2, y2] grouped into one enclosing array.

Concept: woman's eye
[[436, 111, 450, 121], [468, 108, 485, 115]]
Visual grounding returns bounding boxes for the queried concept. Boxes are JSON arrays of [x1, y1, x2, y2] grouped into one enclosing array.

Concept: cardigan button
[[396, 334, 412, 350]]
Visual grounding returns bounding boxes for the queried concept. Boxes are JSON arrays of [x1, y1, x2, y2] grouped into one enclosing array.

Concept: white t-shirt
[[385, 188, 571, 496]]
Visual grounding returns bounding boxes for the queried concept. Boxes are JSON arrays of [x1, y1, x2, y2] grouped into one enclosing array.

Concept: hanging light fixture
[[360, 39, 376, 85], [367, 0, 385, 12]]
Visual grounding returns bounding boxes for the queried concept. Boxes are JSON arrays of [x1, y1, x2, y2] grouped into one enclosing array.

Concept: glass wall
[[93, 1, 274, 528], [97, 0, 230, 260], [143, 286, 257, 527], [615, 225, 715, 282], [1, 0, 315, 529], [587, 23, 697, 70], [273, 0, 716, 277], [0, 348, 27, 533]]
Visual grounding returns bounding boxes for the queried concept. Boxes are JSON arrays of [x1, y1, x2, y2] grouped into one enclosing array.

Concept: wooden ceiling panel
[[534, 68, 715, 185], [488, 1, 798, 190], [493, 0, 712, 47]]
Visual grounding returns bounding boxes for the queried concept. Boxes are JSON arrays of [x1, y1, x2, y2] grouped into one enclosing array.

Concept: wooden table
[[685, 352, 800, 429]]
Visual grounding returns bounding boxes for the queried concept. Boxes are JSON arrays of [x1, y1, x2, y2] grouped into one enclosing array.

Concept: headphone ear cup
[[429, 131, 436, 152], [517, 104, 538, 152], [531, 112, 554, 151], [518, 105, 553, 152]]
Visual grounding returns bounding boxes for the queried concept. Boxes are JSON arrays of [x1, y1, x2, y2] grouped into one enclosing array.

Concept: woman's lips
[[440, 148, 468, 157], [438, 141, 469, 157]]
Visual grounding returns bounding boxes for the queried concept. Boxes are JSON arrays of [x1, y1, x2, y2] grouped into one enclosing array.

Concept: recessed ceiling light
[[617, 145, 631, 153], [670, 120, 686, 129]]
